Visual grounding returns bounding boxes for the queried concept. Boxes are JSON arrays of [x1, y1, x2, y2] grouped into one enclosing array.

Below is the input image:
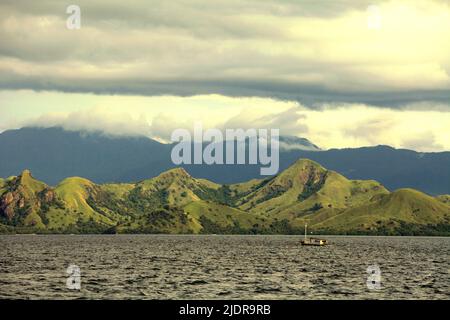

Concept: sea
[[0, 235, 448, 299]]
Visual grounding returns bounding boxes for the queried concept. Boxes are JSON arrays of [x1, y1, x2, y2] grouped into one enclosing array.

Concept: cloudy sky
[[0, 0, 449, 151]]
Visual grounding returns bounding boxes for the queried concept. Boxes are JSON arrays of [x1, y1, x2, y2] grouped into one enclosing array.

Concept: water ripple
[[0, 235, 448, 300]]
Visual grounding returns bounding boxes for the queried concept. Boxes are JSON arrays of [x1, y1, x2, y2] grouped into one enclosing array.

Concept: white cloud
[[4, 91, 448, 152], [401, 131, 443, 151], [28, 107, 152, 138]]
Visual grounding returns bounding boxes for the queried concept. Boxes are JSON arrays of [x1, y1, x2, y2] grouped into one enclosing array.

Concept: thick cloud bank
[[0, 0, 449, 105]]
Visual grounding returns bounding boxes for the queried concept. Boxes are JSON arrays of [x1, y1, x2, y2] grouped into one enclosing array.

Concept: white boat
[[300, 224, 328, 246]]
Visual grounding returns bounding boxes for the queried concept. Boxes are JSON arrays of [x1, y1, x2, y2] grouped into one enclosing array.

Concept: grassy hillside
[[311, 189, 450, 235], [437, 195, 450, 205], [235, 159, 388, 219], [52, 177, 120, 230], [1, 159, 449, 235], [184, 200, 269, 233], [55, 177, 97, 216]]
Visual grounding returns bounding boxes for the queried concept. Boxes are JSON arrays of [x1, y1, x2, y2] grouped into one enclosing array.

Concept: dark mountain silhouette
[[0, 127, 173, 185], [0, 127, 449, 195]]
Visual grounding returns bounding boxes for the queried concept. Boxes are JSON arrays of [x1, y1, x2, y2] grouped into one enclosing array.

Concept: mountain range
[[1, 159, 449, 235], [0, 127, 449, 195]]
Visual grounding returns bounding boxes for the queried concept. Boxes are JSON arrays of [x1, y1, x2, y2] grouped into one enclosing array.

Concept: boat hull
[[301, 242, 325, 246], [301, 239, 328, 246]]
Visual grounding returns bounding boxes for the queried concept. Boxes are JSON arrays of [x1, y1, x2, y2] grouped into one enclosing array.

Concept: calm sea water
[[0, 235, 448, 300]]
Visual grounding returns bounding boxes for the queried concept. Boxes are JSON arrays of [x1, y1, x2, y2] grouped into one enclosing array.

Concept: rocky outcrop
[[0, 171, 62, 221], [0, 188, 29, 220]]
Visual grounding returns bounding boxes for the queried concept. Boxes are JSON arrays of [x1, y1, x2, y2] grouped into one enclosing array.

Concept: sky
[[0, 0, 449, 151]]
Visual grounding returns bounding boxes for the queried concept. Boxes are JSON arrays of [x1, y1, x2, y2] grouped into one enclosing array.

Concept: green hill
[[52, 177, 121, 230], [235, 159, 388, 220], [311, 189, 450, 235], [0, 159, 449, 235]]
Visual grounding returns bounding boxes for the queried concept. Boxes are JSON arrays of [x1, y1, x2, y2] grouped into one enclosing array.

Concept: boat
[[301, 238, 328, 246], [300, 224, 328, 246]]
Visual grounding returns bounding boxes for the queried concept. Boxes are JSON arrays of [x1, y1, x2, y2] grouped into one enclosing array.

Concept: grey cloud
[[2, 0, 373, 21], [2, 69, 449, 108], [1, 0, 449, 107]]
